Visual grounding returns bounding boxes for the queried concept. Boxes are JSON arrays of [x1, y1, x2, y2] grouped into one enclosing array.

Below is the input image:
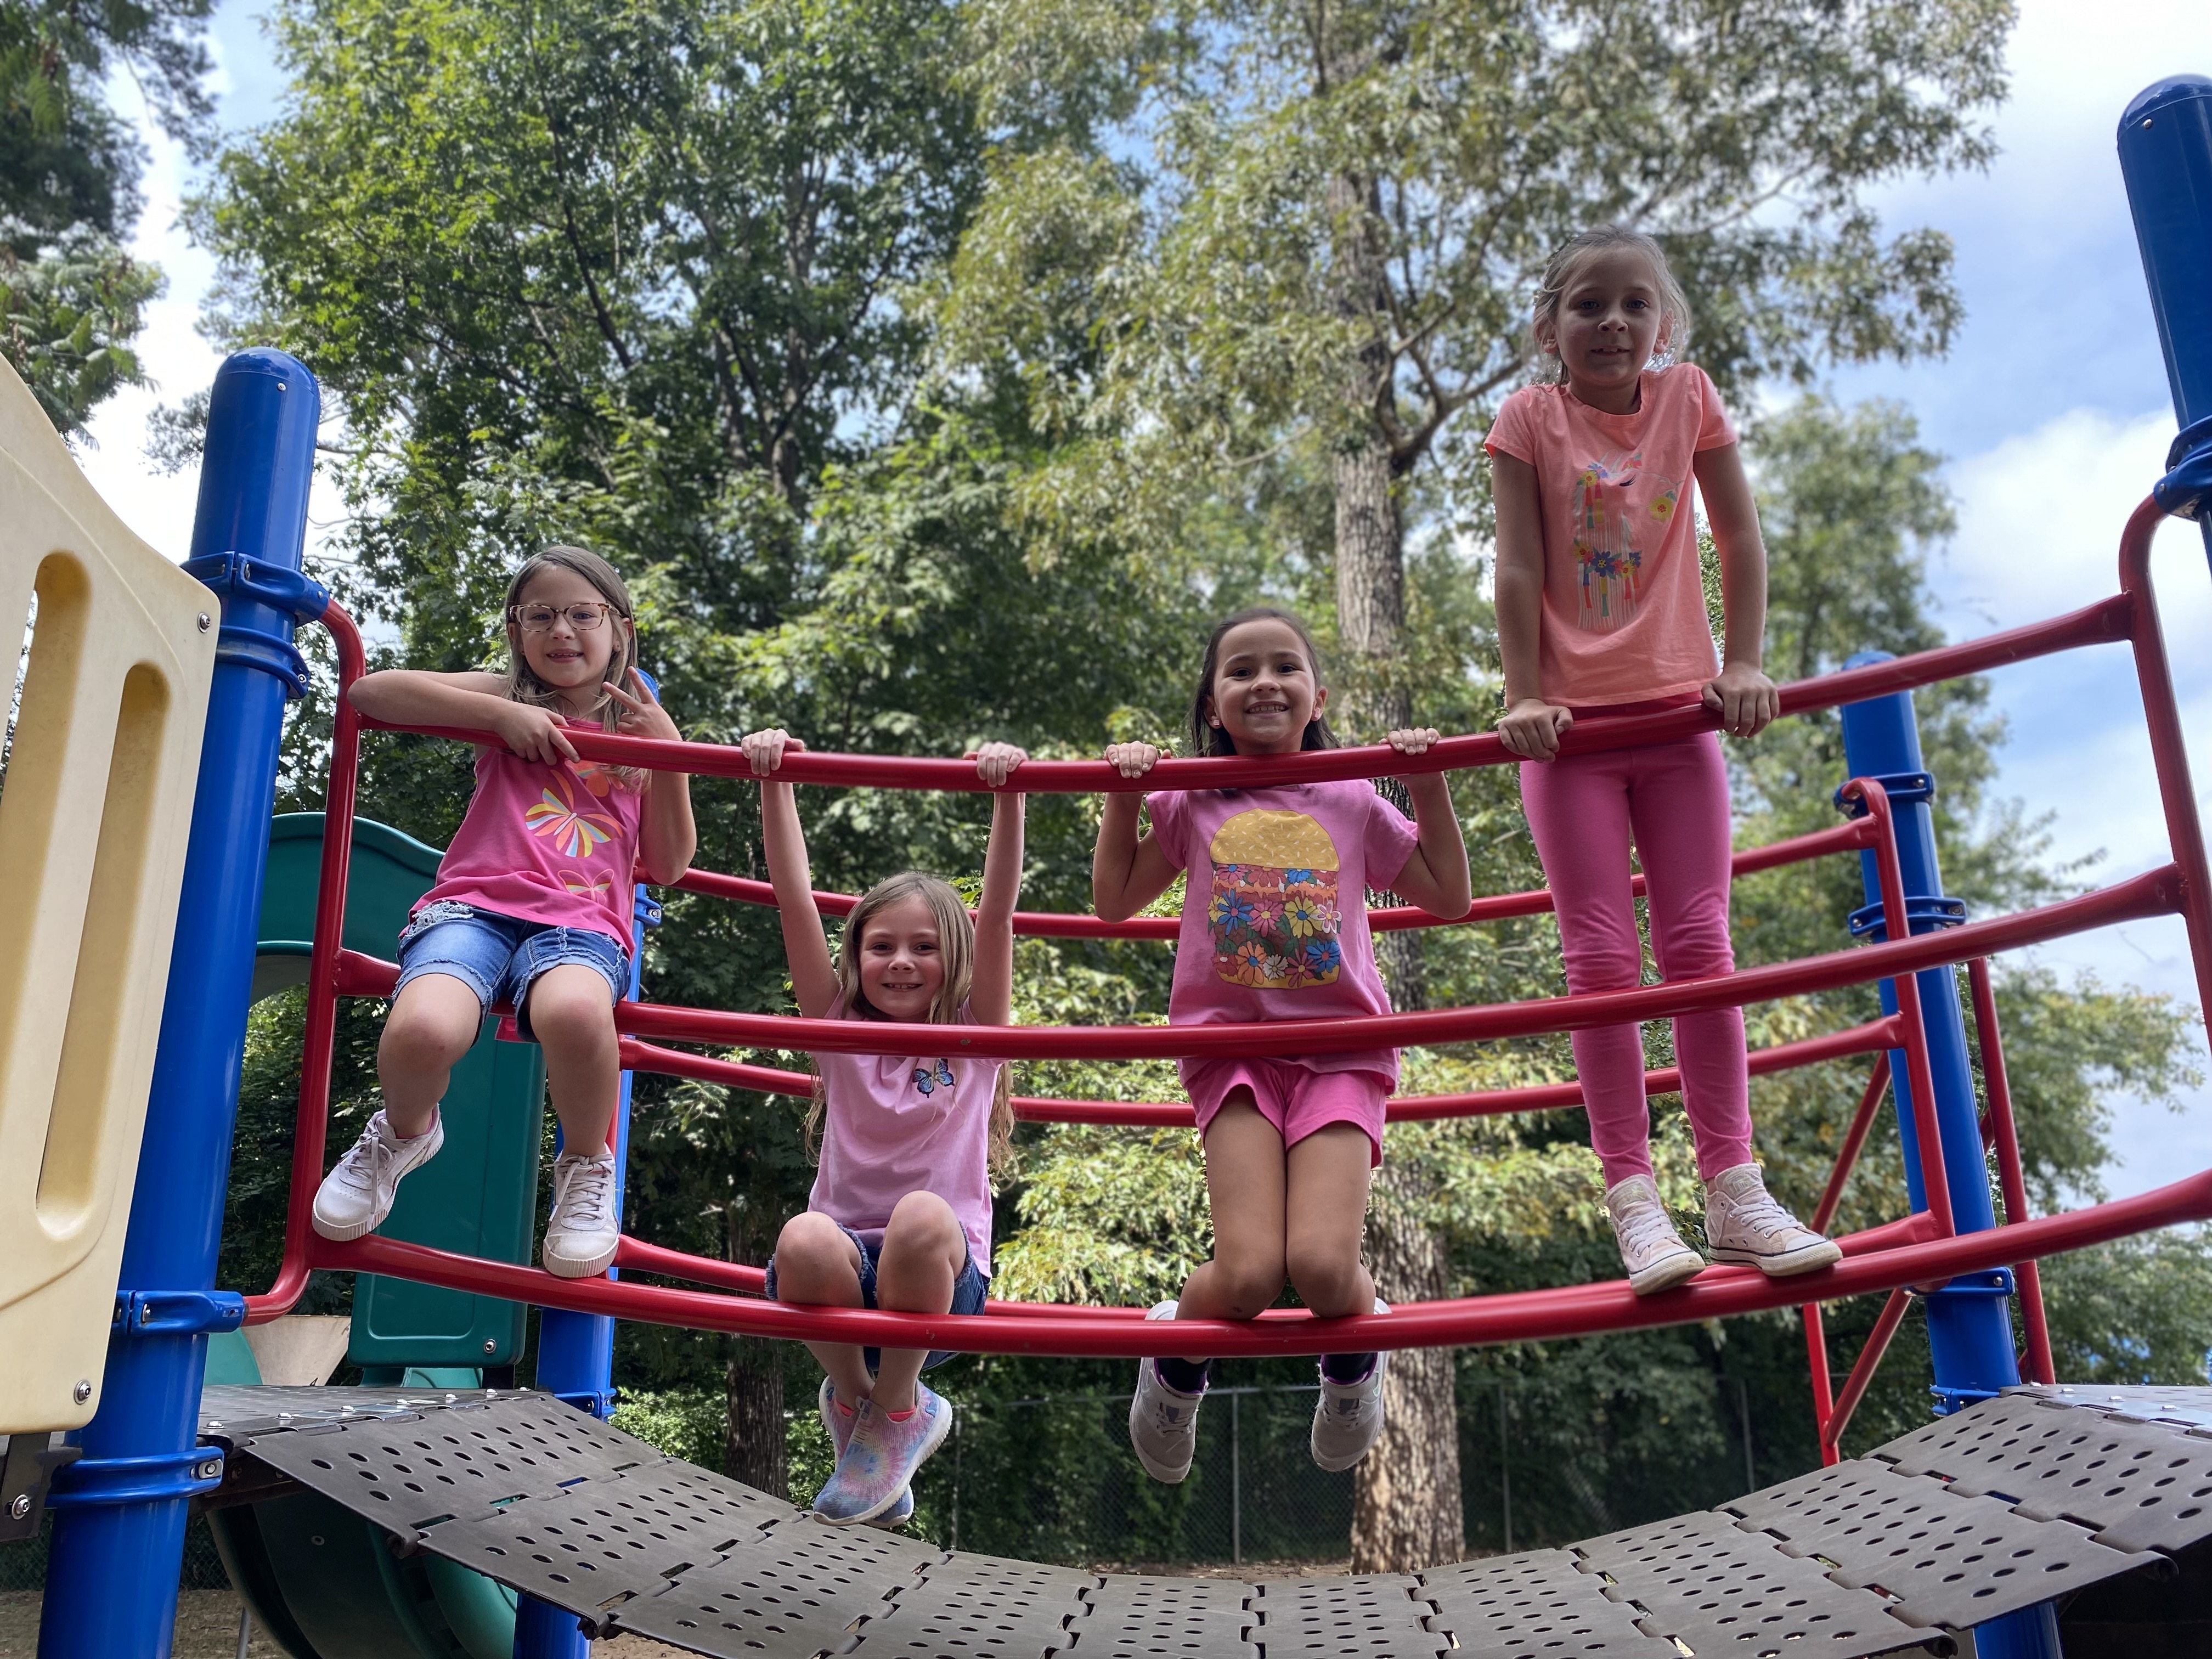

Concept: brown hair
[[499, 545, 641, 735], [1530, 226, 1693, 382], [1188, 606, 1340, 758], [803, 870, 1017, 1180]]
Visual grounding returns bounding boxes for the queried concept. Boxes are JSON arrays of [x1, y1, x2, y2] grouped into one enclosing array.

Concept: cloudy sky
[[71, 2, 2212, 1198]]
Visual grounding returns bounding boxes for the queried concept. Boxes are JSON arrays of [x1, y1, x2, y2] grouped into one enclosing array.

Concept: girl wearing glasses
[[311, 545, 696, 1278]]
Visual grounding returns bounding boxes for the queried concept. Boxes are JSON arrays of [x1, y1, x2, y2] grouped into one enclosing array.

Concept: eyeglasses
[[512, 602, 619, 633]]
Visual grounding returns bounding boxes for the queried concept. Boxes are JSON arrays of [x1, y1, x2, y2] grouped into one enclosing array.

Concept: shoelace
[[1718, 1186, 1803, 1243], [331, 1122, 400, 1197], [1613, 1197, 1688, 1261], [555, 1156, 617, 1231]]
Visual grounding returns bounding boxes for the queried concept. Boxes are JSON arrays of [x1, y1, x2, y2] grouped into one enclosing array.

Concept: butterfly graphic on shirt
[[569, 758, 617, 799], [910, 1059, 956, 1097], [559, 869, 614, 902], [524, 768, 623, 860]]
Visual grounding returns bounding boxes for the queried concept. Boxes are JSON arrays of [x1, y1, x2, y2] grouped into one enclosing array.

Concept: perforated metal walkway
[[195, 1383, 2212, 1658]]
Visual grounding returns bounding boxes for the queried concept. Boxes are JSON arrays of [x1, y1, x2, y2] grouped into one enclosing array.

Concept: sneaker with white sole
[[1705, 1164, 1842, 1277], [818, 1377, 913, 1528], [311, 1109, 444, 1242], [1128, 1300, 1205, 1484], [542, 1150, 620, 1278], [813, 1386, 951, 1526], [1605, 1174, 1706, 1295], [1311, 1299, 1390, 1472]]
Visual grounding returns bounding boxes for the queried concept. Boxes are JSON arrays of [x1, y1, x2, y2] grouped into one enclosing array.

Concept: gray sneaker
[[1705, 1164, 1842, 1277], [1128, 1301, 1204, 1483], [1310, 1300, 1390, 1472], [1604, 1174, 1705, 1295], [819, 1378, 914, 1528], [542, 1151, 620, 1278], [311, 1109, 443, 1242]]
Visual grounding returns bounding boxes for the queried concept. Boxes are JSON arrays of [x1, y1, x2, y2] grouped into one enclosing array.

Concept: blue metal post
[[1839, 663, 2057, 1659], [513, 884, 657, 1659], [39, 350, 323, 1659], [2118, 74, 2212, 560]]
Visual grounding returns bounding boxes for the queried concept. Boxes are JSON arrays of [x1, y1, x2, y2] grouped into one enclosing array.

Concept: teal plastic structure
[[258, 813, 546, 1368]]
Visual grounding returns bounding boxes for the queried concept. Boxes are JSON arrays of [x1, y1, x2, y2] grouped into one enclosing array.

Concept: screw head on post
[[72, 1380, 92, 1404], [483, 1339, 498, 1355], [197, 613, 212, 632], [9, 1494, 30, 1520]]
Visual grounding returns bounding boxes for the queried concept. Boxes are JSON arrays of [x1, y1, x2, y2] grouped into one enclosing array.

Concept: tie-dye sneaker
[[811, 1385, 951, 1527], [816, 1378, 913, 1528]]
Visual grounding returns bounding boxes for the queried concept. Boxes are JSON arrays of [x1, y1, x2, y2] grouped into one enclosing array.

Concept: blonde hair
[[804, 870, 1018, 1180], [1530, 226, 1692, 382]]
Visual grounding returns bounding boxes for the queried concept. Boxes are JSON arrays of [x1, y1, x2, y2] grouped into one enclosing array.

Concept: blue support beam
[[39, 349, 323, 1659]]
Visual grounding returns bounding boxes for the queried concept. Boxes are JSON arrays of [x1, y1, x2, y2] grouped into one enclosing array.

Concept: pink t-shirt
[[412, 740, 646, 951], [810, 999, 1001, 1276], [1483, 364, 1736, 707], [1144, 780, 1420, 1086]]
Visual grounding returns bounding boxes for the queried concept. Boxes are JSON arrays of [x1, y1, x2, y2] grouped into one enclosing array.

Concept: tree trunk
[[723, 1204, 787, 1496]]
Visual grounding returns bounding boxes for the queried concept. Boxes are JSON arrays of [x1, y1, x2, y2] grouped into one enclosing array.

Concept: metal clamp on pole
[[0, 1435, 81, 1543], [110, 1290, 247, 1338], [44, 1448, 224, 1509], [180, 550, 333, 701], [2154, 413, 2212, 521], [1834, 771, 1937, 815]]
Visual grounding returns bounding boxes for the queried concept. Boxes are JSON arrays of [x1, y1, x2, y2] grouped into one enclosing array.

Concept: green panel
[[255, 813, 545, 1370], [204, 1328, 263, 1386], [257, 1491, 442, 1659]]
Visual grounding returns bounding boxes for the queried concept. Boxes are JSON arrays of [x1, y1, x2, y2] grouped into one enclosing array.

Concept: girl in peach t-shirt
[[1484, 226, 1839, 1297]]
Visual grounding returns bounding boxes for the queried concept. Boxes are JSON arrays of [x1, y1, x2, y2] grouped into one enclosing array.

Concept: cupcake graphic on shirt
[[1207, 809, 1341, 989]]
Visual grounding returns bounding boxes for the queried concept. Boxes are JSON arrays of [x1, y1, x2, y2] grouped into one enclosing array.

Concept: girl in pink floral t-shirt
[[1094, 607, 1470, 1486], [1485, 225, 1839, 1297]]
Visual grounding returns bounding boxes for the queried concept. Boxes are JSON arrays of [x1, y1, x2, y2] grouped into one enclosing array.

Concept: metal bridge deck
[[196, 1384, 2212, 1659]]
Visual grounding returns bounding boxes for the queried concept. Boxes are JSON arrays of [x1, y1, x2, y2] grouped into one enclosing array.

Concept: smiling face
[[509, 563, 632, 716], [851, 896, 949, 1020], [1543, 243, 1669, 413], [1204, 616, 1327, 757]]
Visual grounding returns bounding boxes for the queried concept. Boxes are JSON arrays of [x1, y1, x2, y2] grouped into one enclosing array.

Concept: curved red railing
[[245, 494, 2212, 1451]]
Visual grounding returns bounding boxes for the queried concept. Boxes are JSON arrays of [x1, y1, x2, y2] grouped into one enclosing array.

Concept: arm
[[348, 669, 579, 764], [605, 670, 696, 884], [1491, 451, 1573, 760], [1383, 730, 1472, 919], [967, 743, 1028, 1026], [1693, 442, 1780, 739], [741, 729, 839, 1021], [1091, 743, 1179, 923]]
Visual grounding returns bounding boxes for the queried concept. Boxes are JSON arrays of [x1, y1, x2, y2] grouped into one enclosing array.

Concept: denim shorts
[[393, 901, 630, 1039], [764, 1220, 989, 1372]]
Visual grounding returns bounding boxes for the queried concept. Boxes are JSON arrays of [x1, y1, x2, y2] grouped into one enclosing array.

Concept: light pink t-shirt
[[1482, 364, 1736, 707], [412, 740, 645, 951], [810, 998, 1002, 1276], [1144, 780, 1420, 1086]]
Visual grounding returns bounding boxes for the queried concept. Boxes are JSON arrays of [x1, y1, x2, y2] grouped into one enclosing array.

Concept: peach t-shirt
[[1483, 364, 1736, 707]]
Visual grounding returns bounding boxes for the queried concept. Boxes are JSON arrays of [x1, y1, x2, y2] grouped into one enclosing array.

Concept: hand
[[968, 741, 1028, 787], [1103, 741, 1162, 779], [740, 727, 805, 776], [494, 702, 580, 766], [1703, 663, 1779, 740], [1498, 698, 1573, 761], [1387, 726, 1442, 757], [603, 669, 680, 744]]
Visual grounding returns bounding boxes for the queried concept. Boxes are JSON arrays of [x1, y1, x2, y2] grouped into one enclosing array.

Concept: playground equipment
[[4, 67, 2212, 1659]]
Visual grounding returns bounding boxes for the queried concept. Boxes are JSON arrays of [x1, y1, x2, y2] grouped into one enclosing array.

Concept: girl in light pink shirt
[[741, 726, 1026, 1529], [1096, 607, 1470, 1487], [1485, 226, 1839, 1296]]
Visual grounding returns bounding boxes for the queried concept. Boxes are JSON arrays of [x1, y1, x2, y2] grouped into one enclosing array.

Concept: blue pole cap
[[2120, 72, 2212, 137]]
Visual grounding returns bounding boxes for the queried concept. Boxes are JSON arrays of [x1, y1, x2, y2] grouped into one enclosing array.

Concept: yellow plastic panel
[[0, 356, 218, 1432]]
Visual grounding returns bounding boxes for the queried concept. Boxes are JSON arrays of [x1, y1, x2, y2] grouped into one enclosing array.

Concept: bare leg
[[771, 1213, 874, 1407], [377, 974, 484, 1137], [523, 964, 620, 1156], [1282, 1124, 1376, 1318], [1173, 1093, 1289, 1348], [870, 1191, 968, 1412]]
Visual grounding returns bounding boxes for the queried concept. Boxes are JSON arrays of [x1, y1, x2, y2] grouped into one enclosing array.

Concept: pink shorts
[[1183, 1057, 1389, 1166]]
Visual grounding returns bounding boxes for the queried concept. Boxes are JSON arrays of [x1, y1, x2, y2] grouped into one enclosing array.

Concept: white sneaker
[[818, 1378, 914, 1528], [311, 1109, 444, 1242], [542, 1151, 620, 1278], [1128, 1301, 1205, 1483], [1604, 1174, 1705, 1295], [1311, 1299, 1390, 1472], [1705, 1164, 1842, 1277]]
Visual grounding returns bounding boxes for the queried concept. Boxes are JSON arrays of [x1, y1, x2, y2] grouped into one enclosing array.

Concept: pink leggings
[[1520, 732, 1753, 1187]]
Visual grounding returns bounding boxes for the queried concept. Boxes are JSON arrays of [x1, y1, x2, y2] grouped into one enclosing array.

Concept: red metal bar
[[2120, 496, 2212, 1034], [357, 594, 2134, 794], [1968, 956, 2057, 1387], [285, 1167, 2212, 1352], [666, 820, 1877, 943], [246, 601, 366, 1324], [1812, 1056, 1892, 1237], [1820, 1288, 1913, 1452], [1803, 1302, 1838, 1467], [615, 1017, 1902, 1127]]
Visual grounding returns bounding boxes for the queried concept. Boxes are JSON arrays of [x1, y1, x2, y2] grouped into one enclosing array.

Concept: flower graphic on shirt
[[1571, 448, 1658, 632], [569, 759, 617, 799], [525, 770, 622, 860], [911, 1059, 955, 1097], [1302, 938, 1342, 978], [1204, 810, 1342, 989]]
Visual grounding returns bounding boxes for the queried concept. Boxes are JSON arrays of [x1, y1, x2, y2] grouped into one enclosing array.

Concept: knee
[[1285, 1243, 1363, 1316], [774, 1214, 853, 1284], [381, 998, 473, 1068], [529, 983, 615, 1052], [1210, 1251, 1285, 1321], [1653, 915, 1736, 980], [885, 1191, 963, 1254]]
